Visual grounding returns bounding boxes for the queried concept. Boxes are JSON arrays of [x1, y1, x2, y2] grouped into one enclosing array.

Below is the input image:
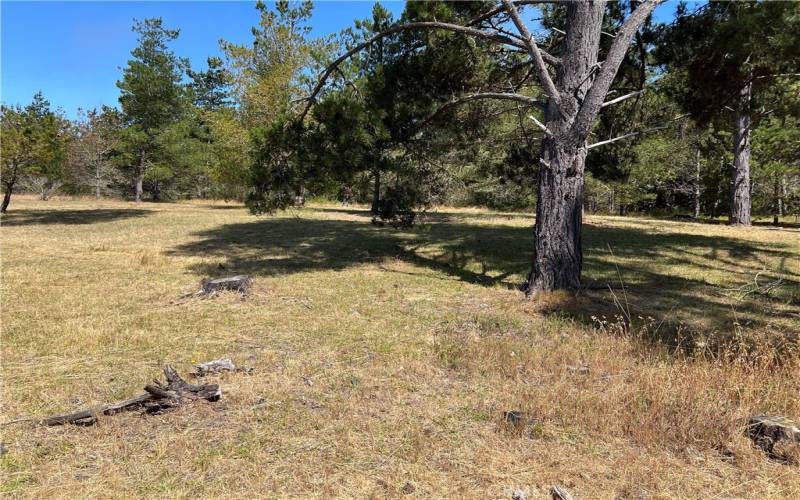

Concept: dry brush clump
[[433, 312, 800, 464]]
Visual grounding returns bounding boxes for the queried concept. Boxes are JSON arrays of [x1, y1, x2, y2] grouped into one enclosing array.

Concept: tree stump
[[747, 415, 800, 458], [193, 358, 253, 377], [200, 275, 251, 295]]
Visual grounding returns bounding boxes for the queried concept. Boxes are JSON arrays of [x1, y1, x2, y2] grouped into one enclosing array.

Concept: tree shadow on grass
[[313, 206, 535, 223], [201, 204, 247, 210], [169, 207, 799, 338], [1, 208, 151, 227]]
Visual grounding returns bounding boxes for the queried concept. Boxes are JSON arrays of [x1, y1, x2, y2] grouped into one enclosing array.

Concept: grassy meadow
[[1, 196, 799, 498]]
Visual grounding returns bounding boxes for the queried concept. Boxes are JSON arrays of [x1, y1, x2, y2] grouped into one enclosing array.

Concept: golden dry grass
[[1, 196, 799, 498]]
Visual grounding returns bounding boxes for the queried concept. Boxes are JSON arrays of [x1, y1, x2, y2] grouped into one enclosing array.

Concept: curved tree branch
[[468, 1, 568, 27], [296, 5, 561, 124], [296, 21, 534, 123], [502, 0, 562, 112], [414, 92, 546, 132]]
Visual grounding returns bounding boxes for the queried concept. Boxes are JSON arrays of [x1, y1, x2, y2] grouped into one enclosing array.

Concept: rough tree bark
[[135, 149, 145, 203], [773, 174, 785, 225], [730, 80, 752, 226], [371, 169, 381, 214], [694, 149, 701, 218], [523, 1, 602, 294]]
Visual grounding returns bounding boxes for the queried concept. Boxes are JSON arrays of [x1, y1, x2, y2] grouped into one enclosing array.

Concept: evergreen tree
[[117, 18, 186, 201], [187, 56, 232, 111], [1, 92, 69, 211], [656, 1, 800, 225]]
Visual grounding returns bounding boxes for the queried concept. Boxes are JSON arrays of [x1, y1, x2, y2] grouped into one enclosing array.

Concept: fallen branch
[[720, 271, 784, 301], [3, 365, 221, 427]]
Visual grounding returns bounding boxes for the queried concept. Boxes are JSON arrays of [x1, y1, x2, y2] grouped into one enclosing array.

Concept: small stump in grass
[[192, 358, 253, 377], [747, 415, 800, 461], [501, 411, 542, 438], [200, 275, 251, 295]]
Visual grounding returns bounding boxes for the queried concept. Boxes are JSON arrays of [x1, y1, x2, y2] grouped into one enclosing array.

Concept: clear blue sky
[[1, 1, 680, 119]]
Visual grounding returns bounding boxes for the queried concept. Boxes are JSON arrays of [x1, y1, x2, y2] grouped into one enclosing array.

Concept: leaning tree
[[298, 0, 662, 297]]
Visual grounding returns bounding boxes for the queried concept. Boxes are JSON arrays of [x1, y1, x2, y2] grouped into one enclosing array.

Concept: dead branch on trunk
[[527, 114, 552, 135], [3, 365, 221, 427], [601, 88, 647, 108], [587, 124, 668, 149], [587, 112, 689, 149]]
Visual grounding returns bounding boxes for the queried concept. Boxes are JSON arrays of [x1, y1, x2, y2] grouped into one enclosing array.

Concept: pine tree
[[117, 18, 186, 201]]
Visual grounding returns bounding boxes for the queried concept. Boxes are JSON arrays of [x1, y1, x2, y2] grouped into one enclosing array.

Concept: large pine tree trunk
[[694, 149, 701, 218], [525, 1, 602, 297], [371, 169, 381, 214], [135, 149, 145, 203], [730, 80, 752, 226], [527, 139, 587, 295]]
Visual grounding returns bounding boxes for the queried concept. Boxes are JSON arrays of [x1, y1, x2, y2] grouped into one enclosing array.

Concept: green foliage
[[203, 108, 253, 199], [1, 92, 70, 205], [187, 57, 232, 111], [246, 119, 308, 213], [5, 1, 798, 222], [115, 17, 210, 200], [221, 0, 317, 127], [118, 18, 185, 134], [752, 112, 800, 217], [656, 1, 800, 125]]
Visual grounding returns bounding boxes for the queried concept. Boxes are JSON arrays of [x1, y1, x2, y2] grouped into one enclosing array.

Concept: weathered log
[[10, 365, 221, 427], [40, 393, 153, 426], [200, 275, 251, 295]]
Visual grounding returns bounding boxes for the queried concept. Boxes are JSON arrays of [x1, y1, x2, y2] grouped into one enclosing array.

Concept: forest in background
[[2, 0, 798, 223]]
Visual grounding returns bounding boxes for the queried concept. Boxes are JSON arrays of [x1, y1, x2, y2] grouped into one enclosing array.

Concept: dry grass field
[[1, 196, 799, 498]]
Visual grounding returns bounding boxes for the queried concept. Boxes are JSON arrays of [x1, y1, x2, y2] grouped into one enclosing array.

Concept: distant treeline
[[2, 1, 798, 222]]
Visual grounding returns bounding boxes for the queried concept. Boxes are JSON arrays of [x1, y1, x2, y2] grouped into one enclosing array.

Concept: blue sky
[[1, 1, 680, 119]]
